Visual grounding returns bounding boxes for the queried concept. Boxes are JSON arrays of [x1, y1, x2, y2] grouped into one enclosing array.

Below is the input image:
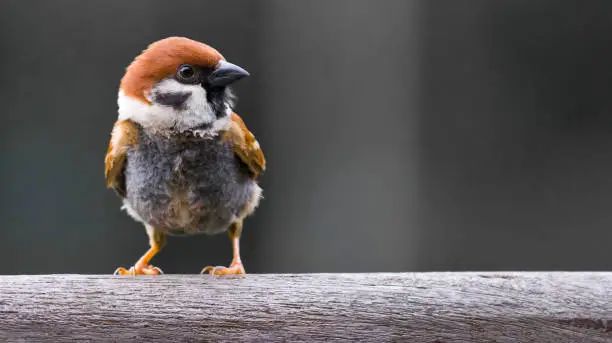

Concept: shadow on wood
[[0, 272, 610, 342]]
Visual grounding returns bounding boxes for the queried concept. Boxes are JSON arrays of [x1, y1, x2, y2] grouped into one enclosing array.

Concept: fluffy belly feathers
[[122, 131, 256, 235]]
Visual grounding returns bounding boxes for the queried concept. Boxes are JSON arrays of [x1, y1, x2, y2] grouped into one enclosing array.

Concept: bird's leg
[[201, 221, 246, 275], [114, 225, 166, 276]]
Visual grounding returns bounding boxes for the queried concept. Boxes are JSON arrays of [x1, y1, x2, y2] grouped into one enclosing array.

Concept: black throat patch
[[206, 86, 234, 118]]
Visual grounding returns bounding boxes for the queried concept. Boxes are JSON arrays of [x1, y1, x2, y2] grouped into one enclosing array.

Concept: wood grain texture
[[0, 273, 610, 342]]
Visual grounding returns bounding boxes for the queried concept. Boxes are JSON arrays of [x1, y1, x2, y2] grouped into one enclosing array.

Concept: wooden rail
[[0, 273, 610, 342]]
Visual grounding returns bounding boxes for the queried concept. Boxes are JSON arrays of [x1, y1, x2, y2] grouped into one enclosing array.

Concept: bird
[[104, 37, 265, 276]]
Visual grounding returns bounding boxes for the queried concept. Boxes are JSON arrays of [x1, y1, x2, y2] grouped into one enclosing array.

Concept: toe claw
[[151, 266, 164, 275], [113, 267, 133, 276], [114, 265, 162, 276], [200, 266, 215, 275], [200, 264, 245, 276]]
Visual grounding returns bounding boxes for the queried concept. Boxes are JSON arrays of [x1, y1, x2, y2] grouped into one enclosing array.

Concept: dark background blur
[[1, 0, 612, 274]]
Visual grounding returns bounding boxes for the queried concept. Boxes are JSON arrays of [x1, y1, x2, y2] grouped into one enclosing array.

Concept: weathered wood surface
[[0, 272, 610, 342]]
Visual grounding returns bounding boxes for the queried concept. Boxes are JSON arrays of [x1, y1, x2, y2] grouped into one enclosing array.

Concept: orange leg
[[115, 225, 166, 276], [202, 221, 245, 275]]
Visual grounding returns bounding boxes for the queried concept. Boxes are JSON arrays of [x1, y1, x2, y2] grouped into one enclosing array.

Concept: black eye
[[177, 64, 199, 83]]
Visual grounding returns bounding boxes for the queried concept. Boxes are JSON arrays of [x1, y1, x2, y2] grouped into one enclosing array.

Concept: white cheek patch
[[117, 78, 231, 134]]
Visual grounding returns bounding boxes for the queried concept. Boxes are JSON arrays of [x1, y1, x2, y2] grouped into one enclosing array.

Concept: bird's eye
[[177, 64, 199, 83]]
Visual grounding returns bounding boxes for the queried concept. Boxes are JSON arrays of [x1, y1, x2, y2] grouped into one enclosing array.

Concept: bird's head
[[117, 36, 249, 134]]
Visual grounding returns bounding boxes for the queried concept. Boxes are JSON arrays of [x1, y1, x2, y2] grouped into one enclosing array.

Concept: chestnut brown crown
[[119, 37, 225, 104]]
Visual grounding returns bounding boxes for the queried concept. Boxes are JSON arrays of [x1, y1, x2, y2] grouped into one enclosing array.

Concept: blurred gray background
[[1, 0, 611, 274]]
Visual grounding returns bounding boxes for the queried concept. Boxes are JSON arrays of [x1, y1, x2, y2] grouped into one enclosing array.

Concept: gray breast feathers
[[122, 129, 257, 235]]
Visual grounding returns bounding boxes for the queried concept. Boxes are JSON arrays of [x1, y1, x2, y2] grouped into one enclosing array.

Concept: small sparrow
[[105, 37, 265, 275]]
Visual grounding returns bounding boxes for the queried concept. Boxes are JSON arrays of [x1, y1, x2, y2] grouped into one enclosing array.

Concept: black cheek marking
[[154, 91, 192, 109]]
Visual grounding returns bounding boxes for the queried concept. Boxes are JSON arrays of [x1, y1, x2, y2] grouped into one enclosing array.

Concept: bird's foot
[[113, 264, 163, 276], [201, 262, 245, 275]]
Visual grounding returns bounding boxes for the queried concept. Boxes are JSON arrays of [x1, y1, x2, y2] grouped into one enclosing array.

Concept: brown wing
[[104, 119, 139, 198], [224, 112, 266, 178]]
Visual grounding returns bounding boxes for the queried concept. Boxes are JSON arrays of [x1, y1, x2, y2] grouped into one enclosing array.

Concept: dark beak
[[207, 60, 249, 88]]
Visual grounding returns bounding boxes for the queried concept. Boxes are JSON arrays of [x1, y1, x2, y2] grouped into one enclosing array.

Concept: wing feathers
[[104, 120, 139, 197], [225, 113, 266, 178]]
